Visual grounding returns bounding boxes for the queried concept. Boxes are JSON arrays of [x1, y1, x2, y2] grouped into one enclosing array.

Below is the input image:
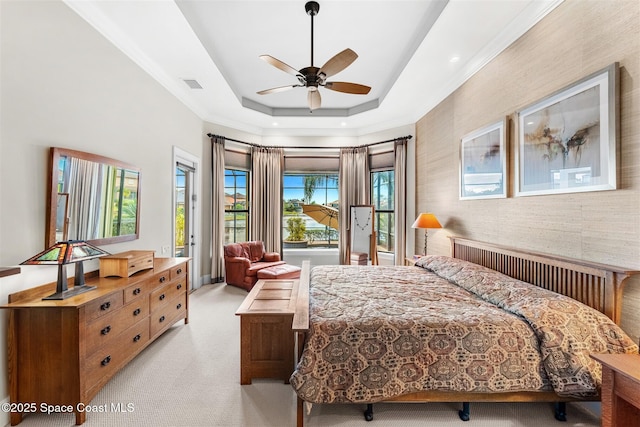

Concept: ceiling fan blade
[[259, 55, 301, 77], [308, 89, 321, 110], [257, 85, 300, 95], [318, 48, 358, 78], [324, 81, 371, 95]]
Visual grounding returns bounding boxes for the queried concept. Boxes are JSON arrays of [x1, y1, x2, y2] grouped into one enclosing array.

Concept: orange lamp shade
[[411, 213, 442, 229]]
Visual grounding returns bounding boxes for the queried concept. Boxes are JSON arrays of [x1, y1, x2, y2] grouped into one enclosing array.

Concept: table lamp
[[21, 240, 110, 300], [411, 213, 442, 255]]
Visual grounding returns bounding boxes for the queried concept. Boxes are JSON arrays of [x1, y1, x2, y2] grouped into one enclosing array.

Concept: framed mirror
[[349, 205, 378, 265], [46, 147, 141, 247]]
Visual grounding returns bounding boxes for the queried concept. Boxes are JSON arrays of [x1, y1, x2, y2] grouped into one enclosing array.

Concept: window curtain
[[210, 136, 226, 283], [338, 146, 369, 264], [394, 138, 409, 265], [67, 157, 103, 240], [250, 146, 284, 254]]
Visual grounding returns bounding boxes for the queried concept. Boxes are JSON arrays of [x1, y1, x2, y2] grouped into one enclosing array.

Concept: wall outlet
[[161, 245, 170, 254]]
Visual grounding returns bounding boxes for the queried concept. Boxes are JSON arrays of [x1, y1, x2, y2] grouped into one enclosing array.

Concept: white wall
[[0, 1, 203, 418]]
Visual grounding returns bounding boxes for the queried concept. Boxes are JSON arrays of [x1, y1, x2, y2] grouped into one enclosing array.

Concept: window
[[371, 170, 394, 253], [283, 173, 339, 248], [224, 169, 249, 243]]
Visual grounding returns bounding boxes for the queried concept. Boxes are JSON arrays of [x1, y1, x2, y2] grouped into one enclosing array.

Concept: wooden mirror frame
[[45, 147, 141, 248]]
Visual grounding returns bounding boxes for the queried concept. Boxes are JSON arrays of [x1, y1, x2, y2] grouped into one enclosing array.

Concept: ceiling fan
[[257, 1, 371, 111]]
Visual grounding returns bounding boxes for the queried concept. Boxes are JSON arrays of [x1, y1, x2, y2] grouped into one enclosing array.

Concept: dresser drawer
[[123, 280, 154, 304], [85, 319, 149, 390], [153, 270, 172, 288], [85, 299, 150, 356], [171, 262, 187, 280], [150, 278, 187, 312], [150, 293, 187, 337], [84, 292, 124, 323]]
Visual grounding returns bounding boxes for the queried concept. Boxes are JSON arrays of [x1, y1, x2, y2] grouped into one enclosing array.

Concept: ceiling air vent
[[183, 79, 203, 89]]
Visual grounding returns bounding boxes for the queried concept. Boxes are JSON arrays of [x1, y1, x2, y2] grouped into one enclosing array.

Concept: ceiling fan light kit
[[257, 1, 371, 111]]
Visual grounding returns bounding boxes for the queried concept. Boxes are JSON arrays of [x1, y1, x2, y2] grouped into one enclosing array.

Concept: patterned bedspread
[[290, 256, 637, 404]]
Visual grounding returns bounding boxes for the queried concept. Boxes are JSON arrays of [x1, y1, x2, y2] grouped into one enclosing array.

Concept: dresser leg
[[75, 410, 86, 425], [10, 411, 22, 426]]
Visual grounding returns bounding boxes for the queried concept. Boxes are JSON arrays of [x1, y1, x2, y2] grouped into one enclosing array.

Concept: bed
[[290, 237, 639, 426]]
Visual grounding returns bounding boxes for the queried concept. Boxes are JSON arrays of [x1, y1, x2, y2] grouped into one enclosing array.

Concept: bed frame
[[292, 236, 639, 426]]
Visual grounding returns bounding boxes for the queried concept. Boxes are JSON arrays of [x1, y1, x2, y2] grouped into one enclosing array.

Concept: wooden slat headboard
[[449, 236, 639, 325]]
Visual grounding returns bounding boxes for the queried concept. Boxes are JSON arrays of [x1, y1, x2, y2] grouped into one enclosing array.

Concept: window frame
[[224, 168, 250, 244], [282, 171, 339, 248], [371, 168, 395, 253]]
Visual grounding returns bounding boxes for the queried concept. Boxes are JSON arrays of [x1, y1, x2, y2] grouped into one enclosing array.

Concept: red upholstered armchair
[[224, 241, 284, 291]]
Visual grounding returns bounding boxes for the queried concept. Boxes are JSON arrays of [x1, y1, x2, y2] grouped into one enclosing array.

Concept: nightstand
[[591, 353, 640, 427]]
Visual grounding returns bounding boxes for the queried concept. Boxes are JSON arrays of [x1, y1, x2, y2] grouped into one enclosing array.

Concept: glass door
[[174, 154, 199, 290]]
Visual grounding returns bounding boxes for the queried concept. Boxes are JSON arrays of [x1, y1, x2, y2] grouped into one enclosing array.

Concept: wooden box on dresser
[[1, 256, 190, 425]]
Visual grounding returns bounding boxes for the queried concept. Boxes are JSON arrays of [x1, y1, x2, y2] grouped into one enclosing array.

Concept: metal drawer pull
[[133, 288, 141, 295], [131, 264, 136, 268], [133, 334, 141, 342], [176, 303, 182, 310], [100, 302, 111, 311], [133, 308, 141, 316], [101, 356, 111, 366], [159, 316, 165, 323], [159, 294, 165, 301], [159, 276, 166, 283], [101, 326, 111, 335], [177, 284, 182, 290], [177, 268, 182, 274]]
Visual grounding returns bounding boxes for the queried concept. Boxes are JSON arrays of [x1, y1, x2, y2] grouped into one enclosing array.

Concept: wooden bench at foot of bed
[[291, 237, 640, 427]]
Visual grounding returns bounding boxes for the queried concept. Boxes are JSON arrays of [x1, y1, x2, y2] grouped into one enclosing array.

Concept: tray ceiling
[[64, 0, 562, 136]]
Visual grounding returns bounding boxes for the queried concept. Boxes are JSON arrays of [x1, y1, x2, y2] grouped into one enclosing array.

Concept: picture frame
[[515, 63, 619, 197], [459, 118, 508, 200]]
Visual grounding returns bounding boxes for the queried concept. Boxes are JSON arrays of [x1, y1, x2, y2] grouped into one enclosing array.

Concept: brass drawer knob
[[133, 308, 141, 316], [101, 325, 111, 335], [101, 355, 111, 366]]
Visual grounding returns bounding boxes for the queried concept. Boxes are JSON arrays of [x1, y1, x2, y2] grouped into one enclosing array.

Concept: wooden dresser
[[1, 257, 190, 425]]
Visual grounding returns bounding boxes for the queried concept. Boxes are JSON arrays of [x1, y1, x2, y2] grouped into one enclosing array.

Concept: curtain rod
[[207, 133, 412, 149]]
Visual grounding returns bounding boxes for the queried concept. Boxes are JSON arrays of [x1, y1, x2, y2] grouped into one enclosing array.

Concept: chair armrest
[[263, 252, 281, 262], [225, 257, 251, 286]]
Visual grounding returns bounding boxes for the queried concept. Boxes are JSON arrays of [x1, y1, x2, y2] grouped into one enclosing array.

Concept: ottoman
[[257, 264, 302, 280]]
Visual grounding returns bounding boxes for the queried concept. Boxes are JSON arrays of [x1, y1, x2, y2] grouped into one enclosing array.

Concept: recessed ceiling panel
[[176, 0, 448, 116]]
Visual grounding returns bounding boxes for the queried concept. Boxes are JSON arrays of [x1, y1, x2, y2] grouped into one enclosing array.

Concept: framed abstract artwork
[[516, 63, 619, 197], [459, 118, 508, 200]]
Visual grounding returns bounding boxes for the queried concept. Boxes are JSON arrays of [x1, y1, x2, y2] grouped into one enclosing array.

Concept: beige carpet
[[16, 284, 601, 427]]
